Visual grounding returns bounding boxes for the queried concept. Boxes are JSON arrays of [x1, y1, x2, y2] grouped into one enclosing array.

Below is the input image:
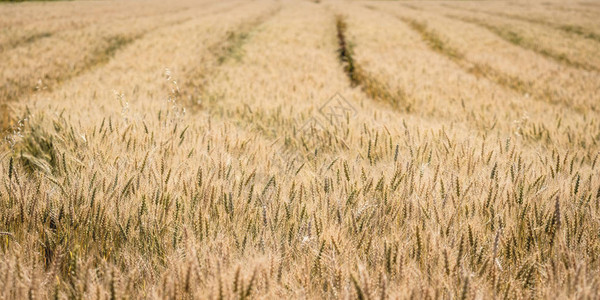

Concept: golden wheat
[[1, 0, 599, 299]]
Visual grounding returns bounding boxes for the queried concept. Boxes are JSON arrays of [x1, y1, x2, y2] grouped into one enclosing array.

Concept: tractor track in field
[[180, 5, 282, 112], [363, 5, 589, 114], [0, 1, 251, 135], [0, 5, 195, 54], [445, 14, 600, 72], [0, 32, 53, 53], [439, 4, 600, 44], [334, 15, 412, 113]]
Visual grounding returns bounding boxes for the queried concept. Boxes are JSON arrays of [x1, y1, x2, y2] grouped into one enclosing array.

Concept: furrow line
[[335, 15, 411, 112]]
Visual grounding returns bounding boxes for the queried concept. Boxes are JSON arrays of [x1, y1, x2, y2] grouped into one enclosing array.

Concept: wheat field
[[1, 0, 600, 299]]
